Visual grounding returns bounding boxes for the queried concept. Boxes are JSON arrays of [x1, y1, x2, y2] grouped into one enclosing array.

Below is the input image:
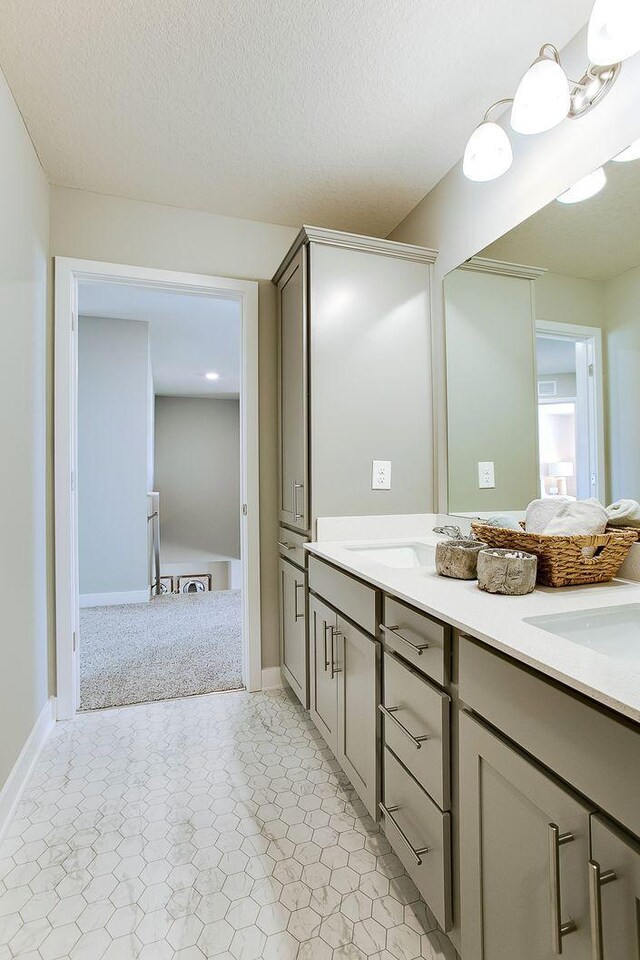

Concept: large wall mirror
[[444, 139, 640, 516]]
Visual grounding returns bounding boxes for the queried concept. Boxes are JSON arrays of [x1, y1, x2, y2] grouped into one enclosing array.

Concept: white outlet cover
[[478, 461, 495, 489], [372, 460, 392, 490]]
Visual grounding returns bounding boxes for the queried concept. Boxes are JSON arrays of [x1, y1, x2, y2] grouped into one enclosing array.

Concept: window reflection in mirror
[[444, 139, 640, 517]]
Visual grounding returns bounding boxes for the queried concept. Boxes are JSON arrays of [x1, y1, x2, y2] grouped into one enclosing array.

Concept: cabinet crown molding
[[272, 224, 438, 283], [461, 256, 547, 281]]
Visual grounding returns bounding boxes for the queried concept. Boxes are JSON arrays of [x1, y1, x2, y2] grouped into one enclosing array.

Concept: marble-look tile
[[0, 689, 459, 958]]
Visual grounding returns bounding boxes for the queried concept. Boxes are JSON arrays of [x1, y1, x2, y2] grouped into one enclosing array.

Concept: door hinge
[[242, 504, 248, 516], [588, 363, 594, 377], [72, 631, 77, 653], [71, 311, 77, 332]]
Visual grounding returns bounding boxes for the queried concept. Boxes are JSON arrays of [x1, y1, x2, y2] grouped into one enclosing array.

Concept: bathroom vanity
[[300, 524, 640, 960]]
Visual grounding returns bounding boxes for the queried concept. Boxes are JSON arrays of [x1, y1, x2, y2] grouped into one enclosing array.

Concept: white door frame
[[535, 319, 606, 503], [54, 257, 261, 720]]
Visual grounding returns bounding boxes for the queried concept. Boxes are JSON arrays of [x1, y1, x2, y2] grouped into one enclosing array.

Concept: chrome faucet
[[432, 524, 465, 539]]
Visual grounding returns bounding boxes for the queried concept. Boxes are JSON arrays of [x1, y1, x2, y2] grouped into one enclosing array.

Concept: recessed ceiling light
[[205, 371, 220, 381]]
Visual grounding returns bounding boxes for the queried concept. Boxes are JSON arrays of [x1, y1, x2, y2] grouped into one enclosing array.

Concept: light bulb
[[588, 0, 640, 65], [612, 137, 640, 162], [463, 121, 513, 182], [205, 371, 219, 381], [511, 55, 570, 135], [557, 167, 606, 204]]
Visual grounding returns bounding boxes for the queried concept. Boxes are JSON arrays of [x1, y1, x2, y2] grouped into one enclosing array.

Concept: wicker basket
[[470, 521, 637, 588]]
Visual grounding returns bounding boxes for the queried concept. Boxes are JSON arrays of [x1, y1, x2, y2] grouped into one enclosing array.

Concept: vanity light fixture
[[462, 100, 514, 182], [588, 0, 640, 66], [612, 137, 640, 162], [511, 45, 570, 135], [557, 166, 606, 204], [462, 0, 633, 183]]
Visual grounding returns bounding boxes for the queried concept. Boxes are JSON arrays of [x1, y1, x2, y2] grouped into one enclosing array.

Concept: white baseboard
[[261, 667, 282, 690], [0, 697, 56, 842], [80, 589, 150, 608]]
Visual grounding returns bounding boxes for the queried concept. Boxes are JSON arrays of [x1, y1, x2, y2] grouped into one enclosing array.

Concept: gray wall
[[445, 269, 539, 513], [605, 264, 640, 501], [0, 69, 49, 792], [50, 186, 297, 667], [78, 316, 151, 597], [154, 397, 240, 561]]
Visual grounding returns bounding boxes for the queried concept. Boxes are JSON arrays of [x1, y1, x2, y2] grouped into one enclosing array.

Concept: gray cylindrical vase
[[477, 548, 537, 596], [435, 539, 487, 580]]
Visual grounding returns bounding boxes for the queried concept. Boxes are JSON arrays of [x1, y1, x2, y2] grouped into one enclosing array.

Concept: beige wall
[[155, 397, 240, 563], [0, 71, 50, 791], [50, 187, 297, 668], [535, 272, 605, 329]]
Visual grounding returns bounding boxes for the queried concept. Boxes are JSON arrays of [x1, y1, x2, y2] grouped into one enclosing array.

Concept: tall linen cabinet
[[274, 226, 436, 704]]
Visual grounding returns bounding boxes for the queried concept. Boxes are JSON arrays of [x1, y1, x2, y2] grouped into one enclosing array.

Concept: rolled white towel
[[544, 499, 608, 537], [525, 498, 570, 534], [606, 499, 640, 529]]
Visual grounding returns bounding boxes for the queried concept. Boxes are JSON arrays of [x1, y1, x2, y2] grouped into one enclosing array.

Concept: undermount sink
[[525, 603, 640, 667], [344, 541, 434, 569]]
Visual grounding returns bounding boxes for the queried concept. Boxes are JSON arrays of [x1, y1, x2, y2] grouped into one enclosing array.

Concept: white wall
[[78, 316, 151, 600], [50, 187, 297, 667], [535, 272, 605, 329], [154, 397, 240, 563], [0, 69, 49, 792]]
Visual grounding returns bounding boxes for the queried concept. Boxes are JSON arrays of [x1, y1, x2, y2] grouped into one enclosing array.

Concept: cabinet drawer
[[382, 596, 450, 686], [308, 556, 377, 635], [382, 747, 452, 932], [382, 652, 450, 810], [278, 526, 308, 568], [459, 636, 640, 838]]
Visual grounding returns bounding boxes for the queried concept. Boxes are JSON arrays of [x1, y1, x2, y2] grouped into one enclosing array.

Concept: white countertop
[[306, 527, 640, 724]]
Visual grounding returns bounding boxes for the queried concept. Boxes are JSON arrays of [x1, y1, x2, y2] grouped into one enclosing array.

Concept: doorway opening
[[55, 259, 261, 719], [535, 320, 605, 503]]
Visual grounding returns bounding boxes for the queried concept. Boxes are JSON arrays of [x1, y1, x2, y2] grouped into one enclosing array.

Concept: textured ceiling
[[482, 152, 640, 280], [0, 0, 594, 235], [79, 282, 240, 397]]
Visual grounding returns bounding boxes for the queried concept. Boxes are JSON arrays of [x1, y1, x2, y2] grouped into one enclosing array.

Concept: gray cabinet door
[[279, 558, 308, 709], [459, 711, 593, 960], [336, 616, 379, 820], [309, 594, 338, 754], [590, 814, 640, 960], [278, 247, 308, 532]]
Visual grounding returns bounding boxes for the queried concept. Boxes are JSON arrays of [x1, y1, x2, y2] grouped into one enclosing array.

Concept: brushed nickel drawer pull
[[277, 539, 295, 550], [294, 582, 305, 621], [378, 704, 430, 750], [588, 859, 617, 960], [380, 623, 429, 655], [323, 623, 332, 672], [330, 627, 342, 679], [292, 480, 304, 522], [379, 802, 430, 866], [548, 823, 577, 954]]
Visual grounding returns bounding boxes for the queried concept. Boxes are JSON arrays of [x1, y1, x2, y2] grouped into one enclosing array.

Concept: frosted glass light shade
[[588, 0, 640, 65], [557, 167, 606, 204], [463, 122, 513, 182], [612, 137, 640, 162], [511, 57, 570, 135]]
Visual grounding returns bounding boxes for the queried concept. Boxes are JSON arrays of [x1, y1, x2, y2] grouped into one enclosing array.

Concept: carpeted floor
[[79, 589, 243, 710]]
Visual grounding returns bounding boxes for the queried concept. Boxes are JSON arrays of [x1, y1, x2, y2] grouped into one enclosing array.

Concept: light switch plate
[[372, 460, 391, 490], [478, 461, 495, 489]]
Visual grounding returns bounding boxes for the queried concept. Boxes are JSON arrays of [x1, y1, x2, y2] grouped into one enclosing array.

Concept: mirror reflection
[[445, 139, 640, 518]]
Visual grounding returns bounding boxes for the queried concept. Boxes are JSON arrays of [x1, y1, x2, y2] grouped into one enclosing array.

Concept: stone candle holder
[[435, 539, 487, 580], [477, 548, 538, 596]]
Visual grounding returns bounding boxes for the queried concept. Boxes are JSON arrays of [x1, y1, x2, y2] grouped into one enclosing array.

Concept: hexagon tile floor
[[0, 689, 460, 960]]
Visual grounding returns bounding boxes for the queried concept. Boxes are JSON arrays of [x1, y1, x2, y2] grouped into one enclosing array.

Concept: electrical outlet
[[372, 460, 391, 490], [478, 461, 495, 489]]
